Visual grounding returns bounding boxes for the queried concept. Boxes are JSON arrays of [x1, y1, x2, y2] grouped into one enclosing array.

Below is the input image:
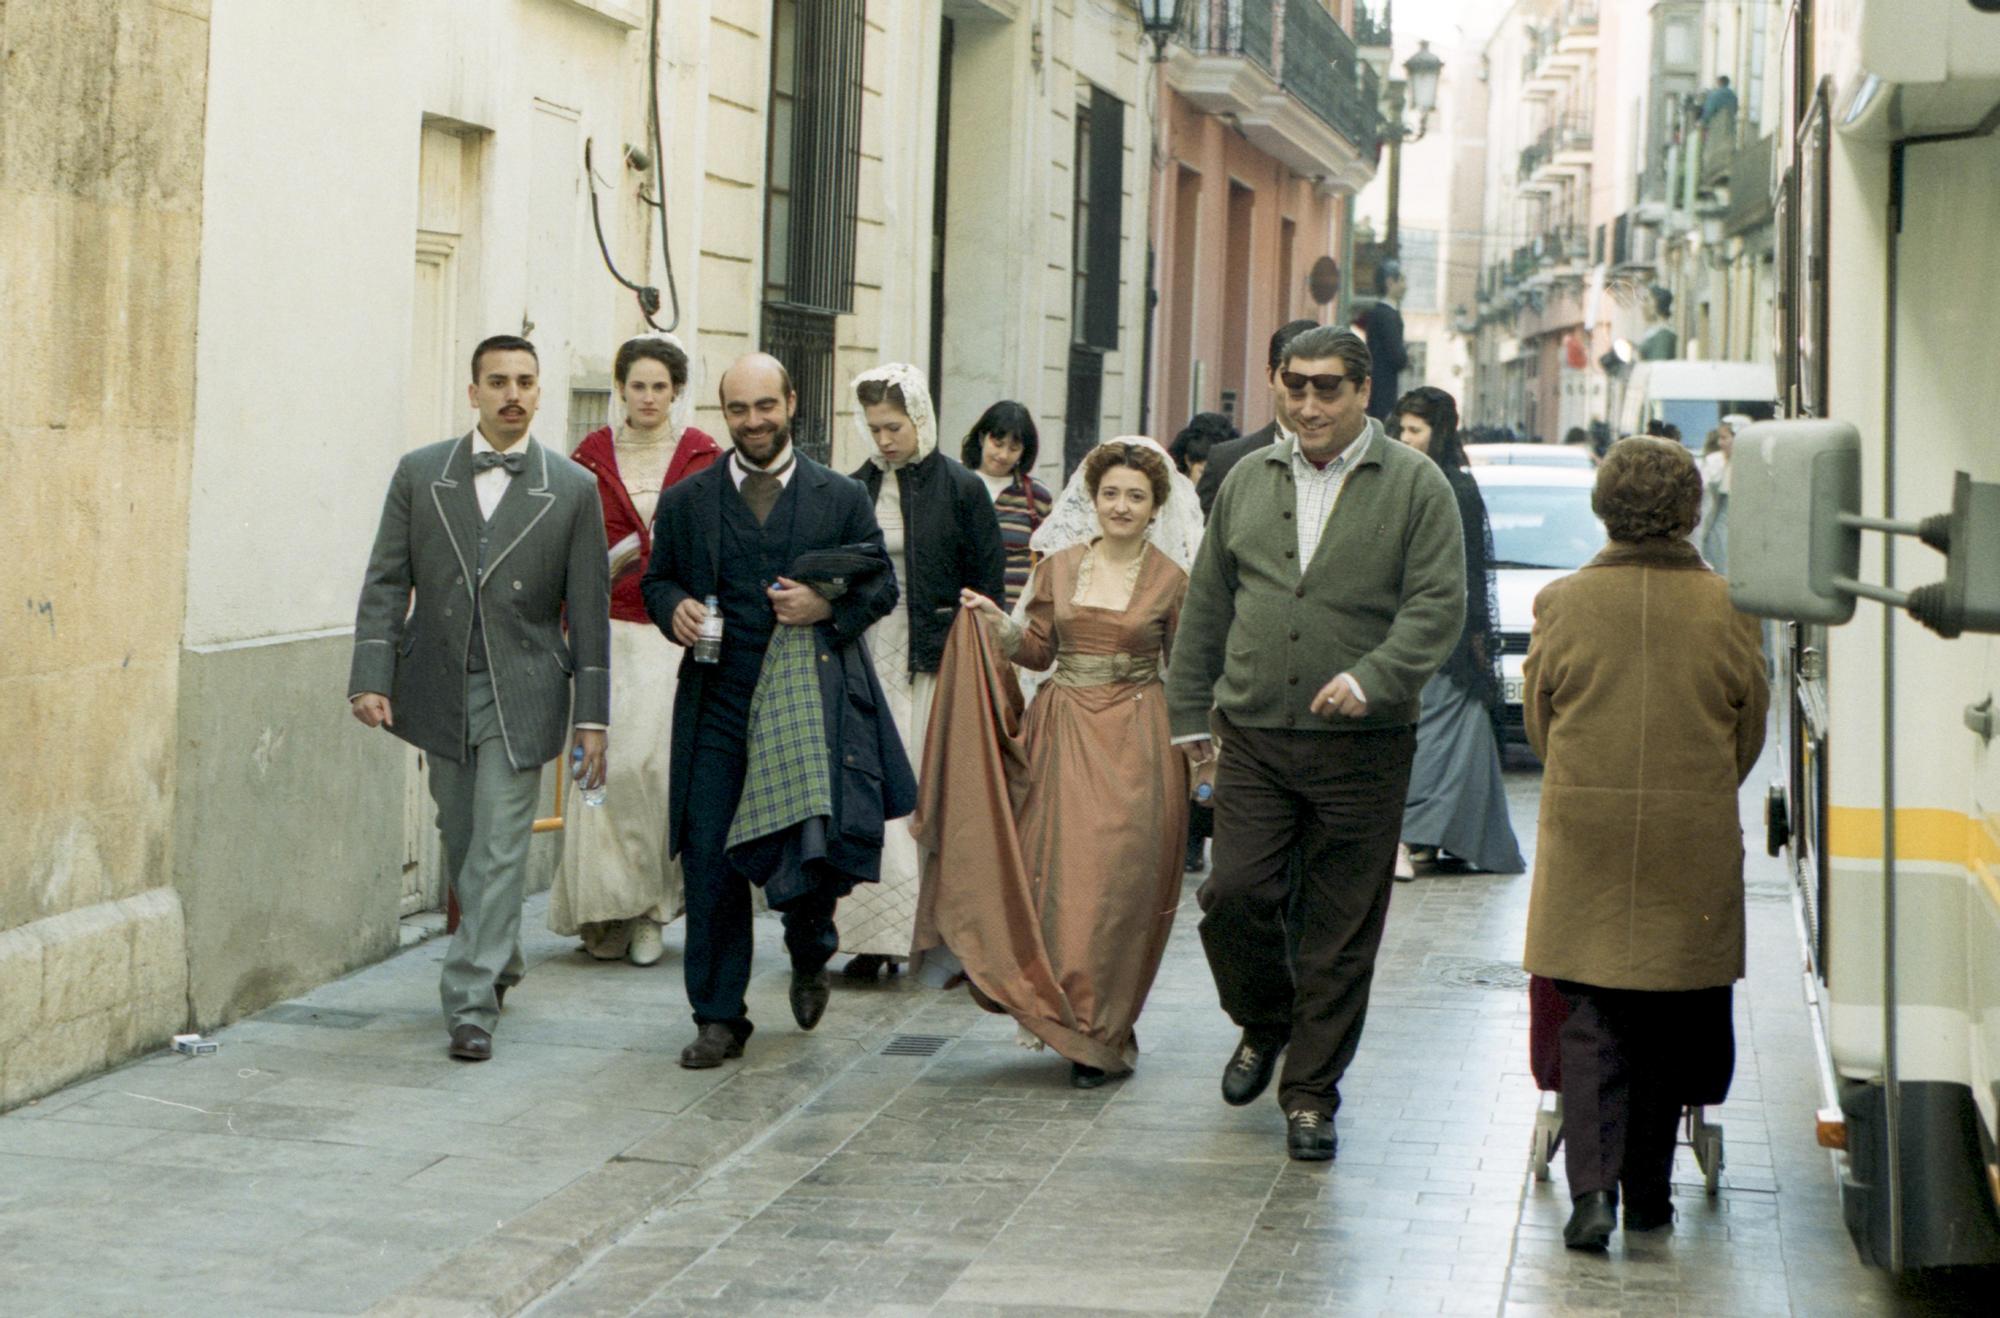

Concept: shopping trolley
[[1527, 975, 1725, 1195]]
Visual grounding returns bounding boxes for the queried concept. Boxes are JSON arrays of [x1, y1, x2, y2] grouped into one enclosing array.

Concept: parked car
[[1466, 442, 1595, 468], [1615, 360, 1778, 448], [1470, 465, 1608, 745]]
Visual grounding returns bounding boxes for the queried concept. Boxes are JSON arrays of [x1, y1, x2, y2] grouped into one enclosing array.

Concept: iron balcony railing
[[1353, 0, 1391, 48], [1518, 113, 1594, 182], [1184, 0, 1276, 74], [1182, 1, 1382, 154], [1283, 0, 1380, 154]]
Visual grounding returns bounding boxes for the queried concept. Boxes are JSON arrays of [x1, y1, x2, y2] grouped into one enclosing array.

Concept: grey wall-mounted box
[[1727, 420, 1862, 624]]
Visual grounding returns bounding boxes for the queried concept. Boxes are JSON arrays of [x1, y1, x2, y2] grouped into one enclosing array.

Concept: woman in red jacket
[[549, 334, 721, 965]]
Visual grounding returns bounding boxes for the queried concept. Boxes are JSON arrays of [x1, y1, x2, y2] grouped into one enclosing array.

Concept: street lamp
[[1134, 0, 1189, 64], [1404, 41, 1443, 127], [1382, 40, 1446, 260]]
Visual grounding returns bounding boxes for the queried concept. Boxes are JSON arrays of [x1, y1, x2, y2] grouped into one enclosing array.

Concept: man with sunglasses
[[1167, 325, 1466, 1161]]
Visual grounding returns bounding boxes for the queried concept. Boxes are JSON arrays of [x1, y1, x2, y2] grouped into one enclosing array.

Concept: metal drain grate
[[880, 1034, 952, 1057], [1423, 955, 1530, 992]]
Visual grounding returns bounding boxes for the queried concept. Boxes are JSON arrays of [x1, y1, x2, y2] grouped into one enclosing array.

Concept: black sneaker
[[1285, 1109, 1336, 1161], [1221, 1031, 1286, 1106]]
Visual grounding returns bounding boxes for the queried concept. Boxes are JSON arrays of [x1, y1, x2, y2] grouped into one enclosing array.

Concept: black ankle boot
[[1564, 1191, 1617, 1251]]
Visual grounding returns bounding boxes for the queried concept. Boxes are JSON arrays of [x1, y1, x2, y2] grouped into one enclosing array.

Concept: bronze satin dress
[[1004, 542, 1190, 1072]]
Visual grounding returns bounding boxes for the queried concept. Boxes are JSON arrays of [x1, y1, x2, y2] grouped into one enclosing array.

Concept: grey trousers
[[428, 673, 542, 1031]]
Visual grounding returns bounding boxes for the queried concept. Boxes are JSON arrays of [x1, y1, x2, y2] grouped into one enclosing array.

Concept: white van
[[1615, 360, 1779, 446]]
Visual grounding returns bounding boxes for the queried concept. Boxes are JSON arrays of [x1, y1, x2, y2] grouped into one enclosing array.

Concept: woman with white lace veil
[[957, 437, 1199, 1087], [552, 333, 722, 964], [836, 364, 1006, 980]]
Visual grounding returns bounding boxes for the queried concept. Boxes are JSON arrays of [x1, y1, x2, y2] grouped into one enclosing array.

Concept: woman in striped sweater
[[959, 401, 1054, 609]]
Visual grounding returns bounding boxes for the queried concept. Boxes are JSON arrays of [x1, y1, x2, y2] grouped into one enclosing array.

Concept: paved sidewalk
[[2, 759, 1991, 1316], [523, 765, 1990, 1318], [0, 895, 947, 1316]]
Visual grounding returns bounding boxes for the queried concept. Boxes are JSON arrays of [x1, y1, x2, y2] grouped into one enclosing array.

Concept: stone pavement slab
[[0, 894, 945, 1317], [5, 756, 1996, 1316], [521, 762, 1992, 1318]]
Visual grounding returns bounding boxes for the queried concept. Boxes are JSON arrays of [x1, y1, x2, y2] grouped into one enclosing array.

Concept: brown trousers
[[1197, 716, 1415, 1116]]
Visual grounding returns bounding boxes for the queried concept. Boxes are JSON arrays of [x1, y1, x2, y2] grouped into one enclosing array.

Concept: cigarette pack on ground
[[171, 1034, 219, 1056]]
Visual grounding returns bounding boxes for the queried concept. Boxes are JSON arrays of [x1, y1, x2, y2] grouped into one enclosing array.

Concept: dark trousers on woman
[[1555, 981, 1735, 1206], [1198, 717, 1416, 1117]]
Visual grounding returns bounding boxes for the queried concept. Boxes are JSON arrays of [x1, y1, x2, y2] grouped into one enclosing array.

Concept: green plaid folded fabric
[[726, 624, 832, 851]]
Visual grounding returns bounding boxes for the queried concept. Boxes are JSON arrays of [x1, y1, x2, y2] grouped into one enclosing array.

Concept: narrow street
[[0, 755, 1985, 1316]]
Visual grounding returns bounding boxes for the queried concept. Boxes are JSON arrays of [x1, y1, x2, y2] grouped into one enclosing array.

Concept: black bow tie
[[472, 449, 525, 475]]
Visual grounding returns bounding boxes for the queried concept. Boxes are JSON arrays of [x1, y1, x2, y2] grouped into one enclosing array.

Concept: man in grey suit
[[1196, 319, 1319, 518], [350, 334, 612, 1061]]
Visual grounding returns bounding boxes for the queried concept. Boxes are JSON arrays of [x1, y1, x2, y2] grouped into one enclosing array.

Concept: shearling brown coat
[[1522, 538, 1768, 991]]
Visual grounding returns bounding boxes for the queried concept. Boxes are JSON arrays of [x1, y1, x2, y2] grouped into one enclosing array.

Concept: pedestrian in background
[[1390, 387, 1524, 879], [961, 401, 1053, 609], [1169, 411, 1234, 493], [349, 335, 610, 1062], [1522, 437, 1767, 1250], [1168, 327, 1465, 1161], [1696, 414, 1745, 573], [838, 364, 1006, 982], [550, 333, 720, 966], [1354, 262, 1410, 422], [950, 438, 1203, 1087], [1170, 411, 1237, 873], [1196, 320, 1320, 517], [641, 353, 903, 1068]]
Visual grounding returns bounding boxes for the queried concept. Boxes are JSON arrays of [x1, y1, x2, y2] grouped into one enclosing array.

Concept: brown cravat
[[736, 451, 794, 525]]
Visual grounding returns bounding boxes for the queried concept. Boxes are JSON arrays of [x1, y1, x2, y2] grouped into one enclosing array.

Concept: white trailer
[[1760, 0, 2000, 1273]]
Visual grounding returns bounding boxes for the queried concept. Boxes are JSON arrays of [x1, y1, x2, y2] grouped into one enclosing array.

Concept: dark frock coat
[[639, 453, 914, 868]]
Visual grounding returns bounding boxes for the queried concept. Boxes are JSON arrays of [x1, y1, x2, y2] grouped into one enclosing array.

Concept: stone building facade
[[1, 0, 209, 1108], [3, 0, 1164, 1107], [1149, 0, 1384, 441]]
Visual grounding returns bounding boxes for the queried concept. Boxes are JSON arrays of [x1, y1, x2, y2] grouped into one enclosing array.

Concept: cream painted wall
[[186, 0, 647, 648], [933, 0, 1153, 478]]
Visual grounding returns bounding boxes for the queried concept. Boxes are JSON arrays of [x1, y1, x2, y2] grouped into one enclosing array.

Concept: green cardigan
[[1166, 419, 1466, 737]]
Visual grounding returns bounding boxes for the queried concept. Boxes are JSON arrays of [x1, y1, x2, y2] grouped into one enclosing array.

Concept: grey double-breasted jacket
[[348, 432, 611, 769]]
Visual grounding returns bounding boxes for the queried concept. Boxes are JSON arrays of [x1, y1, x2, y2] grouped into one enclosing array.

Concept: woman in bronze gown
[[951, 439, 1198, 1087]]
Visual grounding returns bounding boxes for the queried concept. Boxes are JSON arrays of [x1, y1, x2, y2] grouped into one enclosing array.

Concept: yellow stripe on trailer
[[1827, 807, 2000, 913]]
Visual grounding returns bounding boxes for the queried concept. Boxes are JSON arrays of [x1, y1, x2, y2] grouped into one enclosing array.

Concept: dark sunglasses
[[1280, 370, 1354, 394]]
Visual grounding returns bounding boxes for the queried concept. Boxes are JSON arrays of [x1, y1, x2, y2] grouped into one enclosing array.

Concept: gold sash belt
[[1049, 652, 1160, 688]]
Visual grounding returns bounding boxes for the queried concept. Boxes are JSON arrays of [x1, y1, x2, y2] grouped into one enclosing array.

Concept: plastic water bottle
[[1194, 781, 1213, 805], [570, 745, 605, 808], [692, 594, 723, 664]]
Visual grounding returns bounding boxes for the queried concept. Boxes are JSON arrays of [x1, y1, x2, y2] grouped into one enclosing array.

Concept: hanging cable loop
[[581, 0, 681, 331]]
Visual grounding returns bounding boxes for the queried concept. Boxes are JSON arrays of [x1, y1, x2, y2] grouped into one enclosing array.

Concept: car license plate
[[1504, 676, 1525, 705]]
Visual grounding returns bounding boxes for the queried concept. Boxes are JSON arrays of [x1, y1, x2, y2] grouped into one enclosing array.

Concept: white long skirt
[[547, 619, 684, 934], [837, 602, 932, 959]]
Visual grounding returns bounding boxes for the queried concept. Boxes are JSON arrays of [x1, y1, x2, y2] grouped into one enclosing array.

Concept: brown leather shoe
[[448, 1024, 493, 1062], [679, 1022, 745, 1069]]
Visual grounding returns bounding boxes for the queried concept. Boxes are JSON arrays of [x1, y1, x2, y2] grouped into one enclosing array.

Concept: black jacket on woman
[[851, 449, 1007, 674]]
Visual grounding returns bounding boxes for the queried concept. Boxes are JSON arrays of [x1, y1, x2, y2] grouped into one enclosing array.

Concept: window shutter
[[1083, 87, 1124, 350], [783, 0, 865, 313]]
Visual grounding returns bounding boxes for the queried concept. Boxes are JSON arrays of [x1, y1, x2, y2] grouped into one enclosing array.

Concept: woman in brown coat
[[1522, 437, 1768, 1251]]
